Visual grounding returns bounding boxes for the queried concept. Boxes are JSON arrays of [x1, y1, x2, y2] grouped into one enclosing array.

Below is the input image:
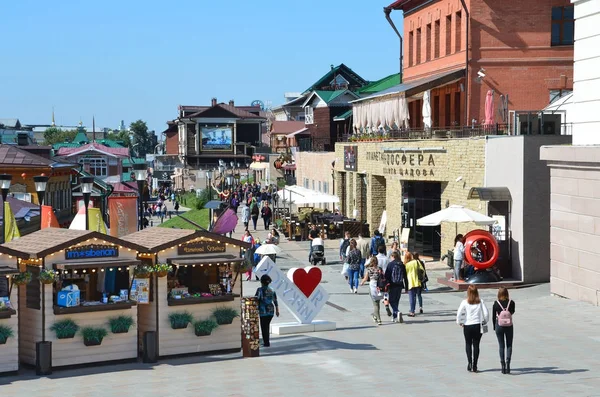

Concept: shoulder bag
[[479, 303, 488, 334]]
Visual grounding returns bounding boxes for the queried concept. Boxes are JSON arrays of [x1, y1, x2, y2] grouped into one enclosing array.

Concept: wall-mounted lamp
[[455, 176, 463, 182], [477, 68, 486, 78]]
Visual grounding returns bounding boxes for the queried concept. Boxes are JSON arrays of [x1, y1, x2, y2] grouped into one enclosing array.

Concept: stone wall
[[294, 151, 336, 210]]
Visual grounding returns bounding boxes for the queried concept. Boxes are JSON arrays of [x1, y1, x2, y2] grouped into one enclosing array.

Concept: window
[[416, 28, 422, 64], [455, 11, 462, 52], [323, 181, 329, 194], [330, 74, 349, 89], [408, 31, 414, 66], [426, 24, 432, 62], [454, 92, 462, 126], [318, 181, 322, 192], [312, 180, 315, 190], [304, 106, 314, 125], [79, 157, 107, 176], [304, 178, 309, 189], [434, 20, 440, 58], [552, 6, 574, 46], [445, 16, 452, 56], [549, 89, 572, 104]]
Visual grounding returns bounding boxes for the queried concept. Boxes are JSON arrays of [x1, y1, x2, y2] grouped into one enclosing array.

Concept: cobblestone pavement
[[2, 212, 599, 396]]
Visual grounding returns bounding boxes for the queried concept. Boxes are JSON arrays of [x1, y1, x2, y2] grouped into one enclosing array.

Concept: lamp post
[[226, 176, 233, 191], [33, 175, 49, 231], [218, 164, 225, 194], [206, 170, 213, 201], [0, 174, 12, 244], [80, 176, 94, 231], [133, 163, 148, 230]]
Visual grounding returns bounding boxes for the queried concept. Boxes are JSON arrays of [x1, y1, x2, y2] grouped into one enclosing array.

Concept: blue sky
[[0, 0, 402, 135]]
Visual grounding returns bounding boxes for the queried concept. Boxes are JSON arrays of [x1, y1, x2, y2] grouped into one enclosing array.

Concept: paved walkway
[[2, 211, 600, 396]]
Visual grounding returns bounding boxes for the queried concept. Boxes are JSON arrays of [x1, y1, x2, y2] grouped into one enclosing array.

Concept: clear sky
[[0, 0, 403, 135]]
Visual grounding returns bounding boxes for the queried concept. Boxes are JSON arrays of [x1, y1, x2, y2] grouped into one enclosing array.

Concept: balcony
[[297, 138, 332, 152], [337, 124, 510, 142]]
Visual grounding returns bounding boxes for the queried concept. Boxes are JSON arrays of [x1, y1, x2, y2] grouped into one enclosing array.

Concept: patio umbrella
[[422, 90, 432, 129], [255, 244, 282, 255], [417, 205, 496, 236], [484, 90, 495, 126], [210, 208, 238, 235]]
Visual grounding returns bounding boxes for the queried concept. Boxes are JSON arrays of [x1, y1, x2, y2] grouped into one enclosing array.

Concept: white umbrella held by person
[[255, 244, 282, 256]]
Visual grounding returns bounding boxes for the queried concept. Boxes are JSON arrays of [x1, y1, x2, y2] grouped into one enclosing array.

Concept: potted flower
[[12, 271, 32, 286], [134, 265, 153, 279], [0, 325, 14, 345], [153, 263, 171, 278], [193, 319, 219, 337], [212, 307, 239, 325], [108, 315, 135, 334], [81, 327, 108, 346], [50, 319, 79, 339], [39, 269, 57, 285], [168, 311, 193, 330]]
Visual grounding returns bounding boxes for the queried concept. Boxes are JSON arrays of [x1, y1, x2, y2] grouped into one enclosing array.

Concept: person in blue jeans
[[346, 239, 362, 294]]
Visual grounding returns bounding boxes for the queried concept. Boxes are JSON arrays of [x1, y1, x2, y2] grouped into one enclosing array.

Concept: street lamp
[[80, 176, 94, 231], [33, 175, 49, 231], [133, 163, 148, 230], [226, 176, 233, 190], [218, 164, 225, 193], [206, 170, 213, 201], [0, 174, 12, 244]]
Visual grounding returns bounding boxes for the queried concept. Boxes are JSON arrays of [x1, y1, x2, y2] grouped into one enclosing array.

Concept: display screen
[[344, 146, 357, 171], [201, 126, 233, 151]]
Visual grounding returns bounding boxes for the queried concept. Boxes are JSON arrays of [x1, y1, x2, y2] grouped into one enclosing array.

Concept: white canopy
[[416, 205, 496, 226], [277, 185, 340, 205]]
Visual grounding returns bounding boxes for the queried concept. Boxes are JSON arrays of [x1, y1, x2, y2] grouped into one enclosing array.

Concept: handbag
[[341, 263, 350, 277], [479, 303, 488, 334]]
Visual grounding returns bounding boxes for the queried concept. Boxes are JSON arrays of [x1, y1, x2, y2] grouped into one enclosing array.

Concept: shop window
[[416, 28, 422, 64], [549, 89, 572, 104], [455, 11, 462, 52], [434, 20, 440, 59], [304, 106, 314, 125], [167, 263, 233, 302], [55, 267, 133, 305], [445, 15, 452, 56], [426, 24, 432, 62], [408, 31, 414, 66], [79, 157, 107, 176], [551, 6, 574, 46]]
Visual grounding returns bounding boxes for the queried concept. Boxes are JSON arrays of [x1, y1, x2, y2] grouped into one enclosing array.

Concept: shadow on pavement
[[263, 335, 377, 356], [512, 367, 590, 376]]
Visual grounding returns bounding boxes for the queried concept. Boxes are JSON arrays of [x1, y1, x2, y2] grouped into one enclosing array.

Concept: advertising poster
[[201, 126, 233, 151], [344, 146, 357, 171], [131, 278, 150, 304], [108, 196, 138, 237]]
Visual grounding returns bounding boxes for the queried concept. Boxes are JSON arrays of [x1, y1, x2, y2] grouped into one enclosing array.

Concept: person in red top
[[261, 202, 272, 230]]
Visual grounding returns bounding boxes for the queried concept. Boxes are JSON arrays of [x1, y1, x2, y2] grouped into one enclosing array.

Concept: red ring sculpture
[[464, 230, 499, 270]]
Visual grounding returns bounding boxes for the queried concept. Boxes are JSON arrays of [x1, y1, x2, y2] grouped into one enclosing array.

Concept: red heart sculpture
[[291, 267, 322, 298]]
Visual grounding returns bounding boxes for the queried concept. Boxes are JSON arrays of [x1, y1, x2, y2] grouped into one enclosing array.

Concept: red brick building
[[384, 0, 574, 129]]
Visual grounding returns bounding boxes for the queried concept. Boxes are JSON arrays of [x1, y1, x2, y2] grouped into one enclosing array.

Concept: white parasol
[[417, 205, 496, 226], [255, 244, 282, 255]]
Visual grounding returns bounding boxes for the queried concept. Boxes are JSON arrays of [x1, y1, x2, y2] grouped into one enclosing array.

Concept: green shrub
[[108, 315, 135, 333], [81, 327, 108, 343], [193, 319, 219, 336], [212, 307, 239, 325], [50, 319, 79, 339], [0, 325, 14, 343], [168, 311, 193, 329]]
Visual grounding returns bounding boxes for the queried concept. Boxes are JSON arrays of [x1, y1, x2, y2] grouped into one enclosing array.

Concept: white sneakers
[[392, 313, 404, 323], [354, 288, 358, 294]]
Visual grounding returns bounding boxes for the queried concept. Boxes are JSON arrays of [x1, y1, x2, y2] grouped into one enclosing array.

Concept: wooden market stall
[[120, 228, 251, 358], [0, 228, 147, 368], [0, 264, 20, 374]]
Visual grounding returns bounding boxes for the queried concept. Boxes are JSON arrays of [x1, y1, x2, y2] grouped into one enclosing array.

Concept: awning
[[249, 162, 269, 170], [334, 110, 353, 121], [285, 128, 309, 138], [54, 259, 141, 270], [468, 187, 512, 201], [277, 185, 339, 205]]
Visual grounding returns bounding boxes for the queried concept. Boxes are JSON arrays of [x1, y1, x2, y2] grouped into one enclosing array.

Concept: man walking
[[356, 233, 371, 279]]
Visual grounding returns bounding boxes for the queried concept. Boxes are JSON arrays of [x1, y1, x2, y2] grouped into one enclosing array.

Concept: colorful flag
[[41, 205, 60, 229], [88, 207, 107, 234], [4, 202, 20, 242], [108, 196, 138, 237]]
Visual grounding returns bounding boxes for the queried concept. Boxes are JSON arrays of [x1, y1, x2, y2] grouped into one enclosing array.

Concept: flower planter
[[111, 328, 129, 334], [194, 330, 212, 337], [216, 318, 234, 325], [56, 332, 76, 340], [171, 323, 189, 330], [83, 338, 103, 347], [0, 336, 7, 345], [41, 279, 55, 285], [135, 273, 151, 279], [13, 281, 29, 287], [156, 271, 168, 278]]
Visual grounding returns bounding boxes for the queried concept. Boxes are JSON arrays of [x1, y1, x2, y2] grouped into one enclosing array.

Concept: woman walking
[[404, 252, 425, 317], [242, 230, 254, 281], [360, 257, 383, 325], [241, 203, 250, 229], [413, 253, 428, 312], [384, 251, 407, 323], [250, 199, 259, 231], [346, 239, 362, 294], [493, 287, 515, 374], [255, 275, 279, 347], [456, 285, 489, 373], [454, 234, 465, 281]]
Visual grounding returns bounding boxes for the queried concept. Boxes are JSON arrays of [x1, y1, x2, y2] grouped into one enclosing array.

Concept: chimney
[[211, 98, 217, 107], [229, 100, 234, 106]]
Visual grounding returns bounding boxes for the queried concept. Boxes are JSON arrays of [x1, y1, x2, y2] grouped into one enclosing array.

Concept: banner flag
[[88, 207, 107, 234], [108, 196, 138, 237], [4, 202, 20, 242], [41, 205, 60, 229]]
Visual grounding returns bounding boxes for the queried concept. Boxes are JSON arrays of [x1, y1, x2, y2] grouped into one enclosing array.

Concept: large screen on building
[[201, 126, 233, 151], [344, 146, 357, 171]]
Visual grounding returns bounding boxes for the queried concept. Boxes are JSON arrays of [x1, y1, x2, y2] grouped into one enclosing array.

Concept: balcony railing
[[298, 138, 332, 152], [337, 124, 509, 142]]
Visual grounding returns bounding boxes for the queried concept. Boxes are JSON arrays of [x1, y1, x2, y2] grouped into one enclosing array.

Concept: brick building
[[376, 0, 574, 130]]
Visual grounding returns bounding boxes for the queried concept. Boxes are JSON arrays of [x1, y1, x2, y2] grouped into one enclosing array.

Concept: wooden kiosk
[[121, 228, 251, 357], [0, 228, 146, 368], [0, 264, 20, 374]]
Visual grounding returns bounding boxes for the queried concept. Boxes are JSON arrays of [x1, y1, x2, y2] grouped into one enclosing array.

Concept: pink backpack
[[496, 300, 513, 327]]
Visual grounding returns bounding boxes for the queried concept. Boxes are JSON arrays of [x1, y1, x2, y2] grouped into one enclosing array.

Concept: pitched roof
[[302, 90, 359, 107], [333, 110, 353, 121], [0, 119, 21, 129], [270, 121, 306, 134], [357, 73, 401, 95], [73, 131, 89, 143], [122, 157, 146, 168], [0, 196, 39, 220], [0, 144, 57, 167], [0, 228, 146, 259], [96, 139, 125, 148], [303, 63, 368, 94], [120, 227, 252, 252], [56, 142, 129, 157], [187, 103, 266, 120]]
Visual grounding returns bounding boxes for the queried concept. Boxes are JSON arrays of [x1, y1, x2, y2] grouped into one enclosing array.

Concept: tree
[[43, 127, 78, 146], [129, 120, 156, 157], [105, 129, 131, 148]]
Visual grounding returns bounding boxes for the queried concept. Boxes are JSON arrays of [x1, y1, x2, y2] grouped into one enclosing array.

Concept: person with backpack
[[360, 257, 384, 325], [376, 245, 391, 317], [384, 251, 407, 323], [255, 274, 279, 347], [339, 231, 351, 263], [250, 199, 260, 231], [371, 230, 385, 257], [493, 287, 515, 374], [404, 252, 425, 317], [456, 285, 490, 373]]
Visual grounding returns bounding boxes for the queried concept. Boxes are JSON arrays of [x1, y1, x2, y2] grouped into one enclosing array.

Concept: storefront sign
[[255, 257, 329, 324], [365, 151, 438, 177], [344, 146, 357, 171], [65, 245, 119, 260], [178, 240, 226, 255]]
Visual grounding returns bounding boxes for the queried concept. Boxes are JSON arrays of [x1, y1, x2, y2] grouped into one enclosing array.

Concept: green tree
[[106, 129, 132, 148], [43, 127, 78, 145], [129, 120, 156, 157]]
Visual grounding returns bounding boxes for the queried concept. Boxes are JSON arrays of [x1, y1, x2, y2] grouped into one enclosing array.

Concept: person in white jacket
[[456, 285, 489, 373]]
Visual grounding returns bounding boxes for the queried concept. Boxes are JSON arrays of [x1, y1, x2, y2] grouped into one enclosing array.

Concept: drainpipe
[[384, 7, 403, 82], [460, 0, 470, 127]]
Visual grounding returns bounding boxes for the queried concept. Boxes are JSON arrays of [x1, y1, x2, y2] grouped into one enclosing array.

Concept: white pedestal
[[271, 320, 336, 335]]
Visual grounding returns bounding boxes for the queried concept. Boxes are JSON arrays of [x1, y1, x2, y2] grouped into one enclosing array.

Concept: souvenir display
[[241, 297, 260, 356]]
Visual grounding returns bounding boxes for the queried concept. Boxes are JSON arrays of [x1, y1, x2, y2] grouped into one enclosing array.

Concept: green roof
[[303, 63, 368, 94], [356, 73, 401, 95], [334, 110, 353, 121], [314, 90, 349, 104], [53, 142, 81, 150], [73, 131, 89, 144], [122, 157, 146, 168], [121, 172, 133, 182], [0, 134, 17, 144], [97, 139, 125, 148]]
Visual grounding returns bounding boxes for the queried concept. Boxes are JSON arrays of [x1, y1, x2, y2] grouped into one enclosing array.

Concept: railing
[[337, 124, 510, 142], [298, 138, 332, 152]]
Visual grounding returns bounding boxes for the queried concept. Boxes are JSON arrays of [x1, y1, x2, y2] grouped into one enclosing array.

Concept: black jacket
[[492, 299, 516, 330], [385, 260, 408, 289]]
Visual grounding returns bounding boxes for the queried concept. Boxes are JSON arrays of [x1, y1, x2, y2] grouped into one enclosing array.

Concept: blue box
[[57, 290, 80, 307]]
